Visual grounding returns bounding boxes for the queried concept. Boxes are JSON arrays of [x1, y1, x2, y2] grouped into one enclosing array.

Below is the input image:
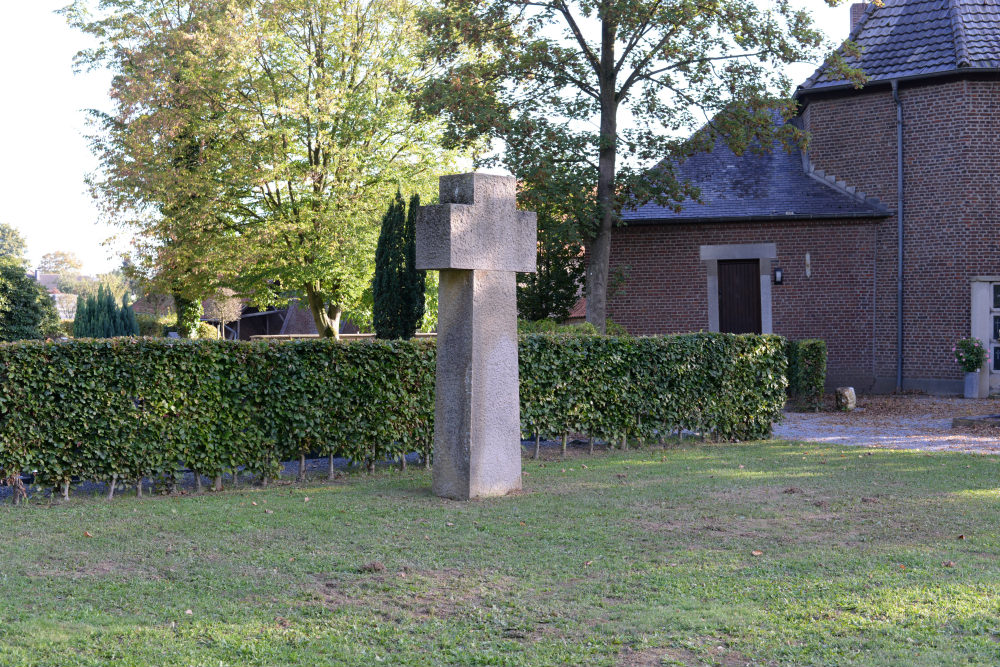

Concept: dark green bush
[[136, 314, 166, 338], [0, 333, 785, 497], [0, 260, 60, 341], [784, 338, 827, 410]]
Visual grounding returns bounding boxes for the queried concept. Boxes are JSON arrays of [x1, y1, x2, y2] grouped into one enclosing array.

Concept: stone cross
[[415, 173, 537, 500]]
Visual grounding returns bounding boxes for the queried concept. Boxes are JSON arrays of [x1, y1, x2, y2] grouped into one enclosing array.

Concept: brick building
[[609, 0, 1000, 395]]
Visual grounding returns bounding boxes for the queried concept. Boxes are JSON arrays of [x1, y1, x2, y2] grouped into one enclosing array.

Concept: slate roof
[[621, 130, 889, 224], [800, 0, 1000, 92]]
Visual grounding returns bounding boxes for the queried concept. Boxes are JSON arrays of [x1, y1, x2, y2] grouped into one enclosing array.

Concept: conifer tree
[[373, 192, 425, 340]]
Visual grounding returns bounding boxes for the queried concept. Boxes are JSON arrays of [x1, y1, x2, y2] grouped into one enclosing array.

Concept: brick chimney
[[850, 2, 868, 30]]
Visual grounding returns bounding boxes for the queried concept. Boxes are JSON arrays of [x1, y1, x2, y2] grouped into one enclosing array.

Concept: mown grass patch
[[2, 441, 1000, 666]]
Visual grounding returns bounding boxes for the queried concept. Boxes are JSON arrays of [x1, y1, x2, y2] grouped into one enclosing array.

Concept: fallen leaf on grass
[[584, 560, 593, 567], [957, 534, 966, 540], [943, 561, 956, 567], [264, 509, 274, 514], [83, 531, 93, 538], [446, 522, 454, 527], [252, 502, 258, 506], [185, 609, 193, 615], [751, 550, 763, 557], [304, 497, 310, 503]]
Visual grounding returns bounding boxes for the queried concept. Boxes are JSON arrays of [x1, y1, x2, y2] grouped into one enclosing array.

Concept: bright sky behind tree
[[0, 0, 855, 275]]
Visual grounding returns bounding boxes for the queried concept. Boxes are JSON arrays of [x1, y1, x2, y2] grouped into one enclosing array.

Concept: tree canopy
[[0, 260, 60, 341], [66, 0, 461, 338], [419, 0, 859, 331], [0, 224, 27, 264], [39, 251, 83, 275]]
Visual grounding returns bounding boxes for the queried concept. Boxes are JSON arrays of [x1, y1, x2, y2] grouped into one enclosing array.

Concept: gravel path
[[774, 395, 1000, 454]]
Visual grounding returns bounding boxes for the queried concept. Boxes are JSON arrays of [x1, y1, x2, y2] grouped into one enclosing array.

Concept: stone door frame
[[971, 276, 1000, 397], [700, 243, 777, 334]]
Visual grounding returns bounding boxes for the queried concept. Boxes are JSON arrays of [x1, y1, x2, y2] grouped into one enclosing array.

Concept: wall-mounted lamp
[[774, 268, 784, 285]]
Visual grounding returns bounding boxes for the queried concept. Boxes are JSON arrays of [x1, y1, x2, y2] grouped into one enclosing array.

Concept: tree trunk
[[585, 15, 619, 334], [534, 433, 541, 460], [304, 281, 341, 339], [298, 454, 306, 482], [588, 436, 594, 455], [400, 454, 407, 471], [214, 475, 223, 492], [107, 474, 117, 500], [62, 479, 70, 501], [194, 471, 202, 493], [561, 433, 568, 458], [136, 480, 143, 498], [328, 454, 336, 480]]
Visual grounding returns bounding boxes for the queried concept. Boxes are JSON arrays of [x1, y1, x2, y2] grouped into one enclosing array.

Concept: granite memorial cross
[[415, 173, 537, 500]]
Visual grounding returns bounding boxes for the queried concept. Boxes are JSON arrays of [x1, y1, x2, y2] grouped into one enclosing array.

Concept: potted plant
[[953, 337, 990, 398]]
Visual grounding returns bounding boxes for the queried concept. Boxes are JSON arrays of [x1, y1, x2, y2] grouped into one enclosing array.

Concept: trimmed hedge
[[0, 339, 434, 495], [0, 333, 785, 496], [784, 338, 827, 411], [520, 333, 787, 444]]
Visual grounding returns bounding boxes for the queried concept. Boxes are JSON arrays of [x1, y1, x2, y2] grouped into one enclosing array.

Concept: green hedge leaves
[[520, 333, 787, 444], [784, 338, 827, 411], [0, 333, 785, 495]]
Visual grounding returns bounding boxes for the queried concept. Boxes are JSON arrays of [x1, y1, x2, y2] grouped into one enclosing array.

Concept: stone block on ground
[[836, 386, 856, 411]]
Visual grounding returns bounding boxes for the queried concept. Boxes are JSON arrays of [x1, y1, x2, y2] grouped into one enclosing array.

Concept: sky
[[0, 1, 855, 275]]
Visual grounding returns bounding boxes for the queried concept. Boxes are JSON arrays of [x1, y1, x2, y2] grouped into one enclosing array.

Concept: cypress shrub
[[373, 191, 425, 340], [72, 287, 140, 338]]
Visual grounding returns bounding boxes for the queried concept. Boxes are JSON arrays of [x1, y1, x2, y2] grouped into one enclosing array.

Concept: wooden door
[[718, 259, 761, 334]]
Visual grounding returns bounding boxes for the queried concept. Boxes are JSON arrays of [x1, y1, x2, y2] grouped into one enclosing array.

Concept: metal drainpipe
[[892, 79, 904, 392]]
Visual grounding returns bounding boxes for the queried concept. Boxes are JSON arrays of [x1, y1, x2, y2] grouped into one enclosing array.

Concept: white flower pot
[[964, 371, 980, 399]]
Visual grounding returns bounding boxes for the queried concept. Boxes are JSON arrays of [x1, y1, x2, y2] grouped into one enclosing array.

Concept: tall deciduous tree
[[203, 288, 243, 339], [39, 251, 84, 275], [67, 0, 460, 339], [0, 224, 27, 264], [373, 192, 425, 340], [419, 0, 859, 331]]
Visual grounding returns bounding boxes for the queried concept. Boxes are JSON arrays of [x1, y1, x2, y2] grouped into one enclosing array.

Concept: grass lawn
[[2, 441, 1000, 666]]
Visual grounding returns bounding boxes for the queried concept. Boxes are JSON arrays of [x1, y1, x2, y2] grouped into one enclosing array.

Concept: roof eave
[[795, 67, 1000, 102], [622, 210, 890, 225]]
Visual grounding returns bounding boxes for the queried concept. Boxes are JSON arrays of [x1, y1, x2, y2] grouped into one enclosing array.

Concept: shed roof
[[621, 130, 889, 225]]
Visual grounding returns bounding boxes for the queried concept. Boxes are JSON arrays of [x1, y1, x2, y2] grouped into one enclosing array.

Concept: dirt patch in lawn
[[318, 568, 513, 620], [27, 559, 158, 581], [619, 643, 754, 667]]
